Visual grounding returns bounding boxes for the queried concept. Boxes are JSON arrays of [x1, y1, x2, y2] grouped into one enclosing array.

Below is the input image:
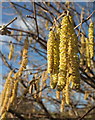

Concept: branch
[[0, 17, 17, 31], [37, 98, 55, 120], [74, 10, 95, 29], [78, 106, 95, 120], [10, 2, 33, 13], [7, 27, 47, 50], [33, 2, 39, 40]]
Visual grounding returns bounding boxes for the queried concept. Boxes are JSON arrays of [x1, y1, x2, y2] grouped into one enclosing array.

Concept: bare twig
[[74, 10, 95, 29], [37, 98, 55, 120], [33, 2, 39, 40], [10, 2, 33, 13], [0, 17, 17, 31], [78, 106, 95, 120]]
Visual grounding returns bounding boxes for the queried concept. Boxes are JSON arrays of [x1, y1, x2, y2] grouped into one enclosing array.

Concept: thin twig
[[10, 2, 33, 13], [78, 106, 95, 120], [0, 17, 17, 31], [33, 2, 39, 40], [74, 10, 95, 29]]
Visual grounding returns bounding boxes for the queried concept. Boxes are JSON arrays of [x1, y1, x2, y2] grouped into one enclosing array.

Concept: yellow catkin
[[17, 37, 29, 76], [60, 91, 65, 112], [10, 80, 18, 104], [65, 79, 70, 105], [0, 71, 14, 118], [89, 22, 94, 59], [57, 16, 68, 91], [56, 90, 60, 99], [6, 77, 15, 110], [9, 37, 29, 104], [1, 78, 14, 116], [0, 80, 11, 115], [57, 16, 71, 91], [39, 71, 48, 98], [67, 16, 80, 89], [1, 70, 13, 106], [50, 27, 60, 89], [50, 73, 58, 89], [47, 30, 54, 74], [1, 37, 29, 118], [1, 112, 7, 119], [80, 34, 85, 66], [8, 42, 14, 60], [86, 38, 91, 67], [18, 31, 23, 41]]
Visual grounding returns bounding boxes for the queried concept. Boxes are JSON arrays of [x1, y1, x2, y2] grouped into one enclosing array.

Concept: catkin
[[86, 38, 91, 67], [57, 16, 70, 91], [47, 15, 80, 104], [65, 79, 70, 104], [1, 70, 13, 106], [56, 90, 60, 99], [0, 71, 14, 118], [80, 34, 85, 66], [0, 37, 29, 118], [39, 71, 48, 98], [47, 30, 54, 74], [18, 31, 23, 41], [50, 27, 60, 89], [60, 91, 65, 112], [9, 37, 29, 104], [67, 16, 80, 89], [1, 112, 7, 119], [10, 80, 18, 104], [8, 42, 14, 60], [18, 37, 29, 76], [0, 79, 11, 115], [89, 22, 94, 59]]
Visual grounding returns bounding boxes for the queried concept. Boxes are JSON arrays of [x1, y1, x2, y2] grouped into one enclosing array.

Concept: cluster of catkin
[[0, 37, 29, 119], [47, 15, 80, 105], [80, 22, 94, 68]]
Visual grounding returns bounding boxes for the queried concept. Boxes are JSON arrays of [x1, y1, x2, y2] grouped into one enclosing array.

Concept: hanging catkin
[[47, 30, 54, 74], [50, 27, 60, 89], [11, 37, 29, 102], [65, 78, 70, 104], [0, 75, 13, 116], [88, 22, 94, 59], [8, 42, 14, 60], [18, 31, 23, 41], [1, 112, 7, 120], [56, 90, 60, 99], [80, 34, 85, 66], [67, 16, 80, 89], [1, 37, 29, 119], [86, 38, 91, 67], [60, 91, 65, 112], [57, 16, 70, 91], [57, 16, 68, 91], [1, 70, 13, 106], [18, 37, 29, 76]]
